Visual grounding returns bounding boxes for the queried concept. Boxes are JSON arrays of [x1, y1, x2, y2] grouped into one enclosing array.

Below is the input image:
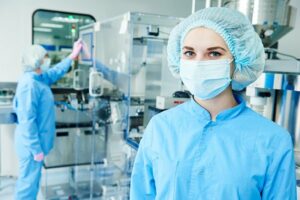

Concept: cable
[[265, 48, 300, 61], [159, 30, 170, 35]]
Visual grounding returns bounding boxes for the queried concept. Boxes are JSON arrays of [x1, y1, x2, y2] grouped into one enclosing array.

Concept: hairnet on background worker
[[22, 45, 48, 72], [13, 40, 83, 200], [130, 7, 296, 200]]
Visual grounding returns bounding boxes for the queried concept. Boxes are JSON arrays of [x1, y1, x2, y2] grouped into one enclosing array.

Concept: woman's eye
[[209, 51, 222, 57], [183, 51, 195, 57]]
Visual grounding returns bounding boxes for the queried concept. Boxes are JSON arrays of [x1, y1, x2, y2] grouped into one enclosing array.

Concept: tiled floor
[[0, 176, 43, 200], [0, 176, 102, 200], [4, 174, 299, 199], [0, 166, 130, 200], [0, 177, 16, 200]]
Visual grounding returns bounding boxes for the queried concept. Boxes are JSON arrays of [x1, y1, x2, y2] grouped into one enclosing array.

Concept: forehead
[[182, 27, 228, 50]]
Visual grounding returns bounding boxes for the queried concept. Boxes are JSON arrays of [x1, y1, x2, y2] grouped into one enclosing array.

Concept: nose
[[194, 53, 205, 61]]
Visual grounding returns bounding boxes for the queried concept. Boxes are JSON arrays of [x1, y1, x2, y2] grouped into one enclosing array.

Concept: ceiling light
[[51, 16, 79, 23], [41, 23, 63, 28], [34, 27, 52, 32]]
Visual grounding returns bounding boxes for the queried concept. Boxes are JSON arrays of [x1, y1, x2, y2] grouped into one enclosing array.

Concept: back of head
[[22, 45, 47, 72]]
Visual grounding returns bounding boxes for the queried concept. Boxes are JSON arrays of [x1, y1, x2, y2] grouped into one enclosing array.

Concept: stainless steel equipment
[[203, 0, 297, 47], [44, 126, 107, 168], [247, 64, 300, 157]]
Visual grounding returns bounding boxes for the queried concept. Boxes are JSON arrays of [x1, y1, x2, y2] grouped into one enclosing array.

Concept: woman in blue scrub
[[130, 7, 296, 200], [13, 40, 82, 200]]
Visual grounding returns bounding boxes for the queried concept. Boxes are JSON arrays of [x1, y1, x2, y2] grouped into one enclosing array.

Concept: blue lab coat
[[13, 58, 72, 200], [130, 95, 296, 200]]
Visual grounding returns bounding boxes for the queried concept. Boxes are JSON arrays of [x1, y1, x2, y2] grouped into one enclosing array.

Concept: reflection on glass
[[32, 10, 95, 88]]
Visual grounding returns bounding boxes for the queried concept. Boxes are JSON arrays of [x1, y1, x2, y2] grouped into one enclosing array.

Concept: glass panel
[[32, 10, 103, 199], [94, 12, 183, 149], [33, 9, 95, 88]]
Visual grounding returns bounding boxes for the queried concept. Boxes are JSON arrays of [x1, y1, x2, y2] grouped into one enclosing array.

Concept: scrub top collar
[[190, 94, 246, 122]]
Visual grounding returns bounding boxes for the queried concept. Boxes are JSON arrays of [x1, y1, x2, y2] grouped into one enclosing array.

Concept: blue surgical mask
[[180, 59, 232, 100], [40, 58, 51, 72]]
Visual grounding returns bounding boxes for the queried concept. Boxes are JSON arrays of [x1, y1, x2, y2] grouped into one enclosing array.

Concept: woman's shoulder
[[241, 106, 291, 143], [145, 101, 192, 135], [142, 101, 192, 150], [18, 74, 37, 88], [19, 73, 41, 84], [16, 74, 44, 96], [152, 100, 191, 121]]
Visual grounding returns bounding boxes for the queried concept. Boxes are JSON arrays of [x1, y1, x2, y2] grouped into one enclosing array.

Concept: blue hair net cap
[[22, 45, 47, 72], [167, 7, 265, 91]]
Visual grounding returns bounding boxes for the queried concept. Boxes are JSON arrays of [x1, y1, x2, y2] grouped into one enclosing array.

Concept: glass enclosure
[[32, 11, 182, 199], [95, 12, 183, 148]]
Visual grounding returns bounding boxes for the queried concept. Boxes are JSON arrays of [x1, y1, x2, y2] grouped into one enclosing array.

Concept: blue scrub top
[[130, 95, 296, 200], [14, 58, 72, 157]]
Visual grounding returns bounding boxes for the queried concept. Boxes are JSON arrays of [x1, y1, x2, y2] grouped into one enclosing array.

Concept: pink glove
[[34, 152, 44, 162], [69, 39, 83, 60]]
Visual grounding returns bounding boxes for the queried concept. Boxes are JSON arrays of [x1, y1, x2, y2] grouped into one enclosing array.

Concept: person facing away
[[130, 7, 296, 200], [13, 39, 83, 200]]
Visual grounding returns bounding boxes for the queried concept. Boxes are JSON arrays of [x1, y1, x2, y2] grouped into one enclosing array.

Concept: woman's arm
[[14, 82, 42, 156], [43, 39, 83, 85], [95, 60, 130, 90], [43, 57, 72, 85], [130, 120, 156, 199]]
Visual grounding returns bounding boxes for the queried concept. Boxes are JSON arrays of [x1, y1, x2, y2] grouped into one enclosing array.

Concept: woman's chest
[[152, 133, 266, 199]]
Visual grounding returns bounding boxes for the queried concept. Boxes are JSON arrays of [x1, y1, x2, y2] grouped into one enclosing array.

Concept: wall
[[0, 0, 192, 82]]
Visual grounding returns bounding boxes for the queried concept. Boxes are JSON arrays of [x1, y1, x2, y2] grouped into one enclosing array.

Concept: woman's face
[[181, 27, 234, 75]]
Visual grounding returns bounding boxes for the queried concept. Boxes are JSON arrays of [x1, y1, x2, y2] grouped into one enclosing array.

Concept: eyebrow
[[207, 46, 227, 52], [182, 46, 227, 52], [182, 46, 194, 50]]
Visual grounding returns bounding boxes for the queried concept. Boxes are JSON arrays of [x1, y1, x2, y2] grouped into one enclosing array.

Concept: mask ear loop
[[231, 58, 240, 94], [224, 58, 235, 92], [228, 58, 236, 93], [229, 56, 236, 77]]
